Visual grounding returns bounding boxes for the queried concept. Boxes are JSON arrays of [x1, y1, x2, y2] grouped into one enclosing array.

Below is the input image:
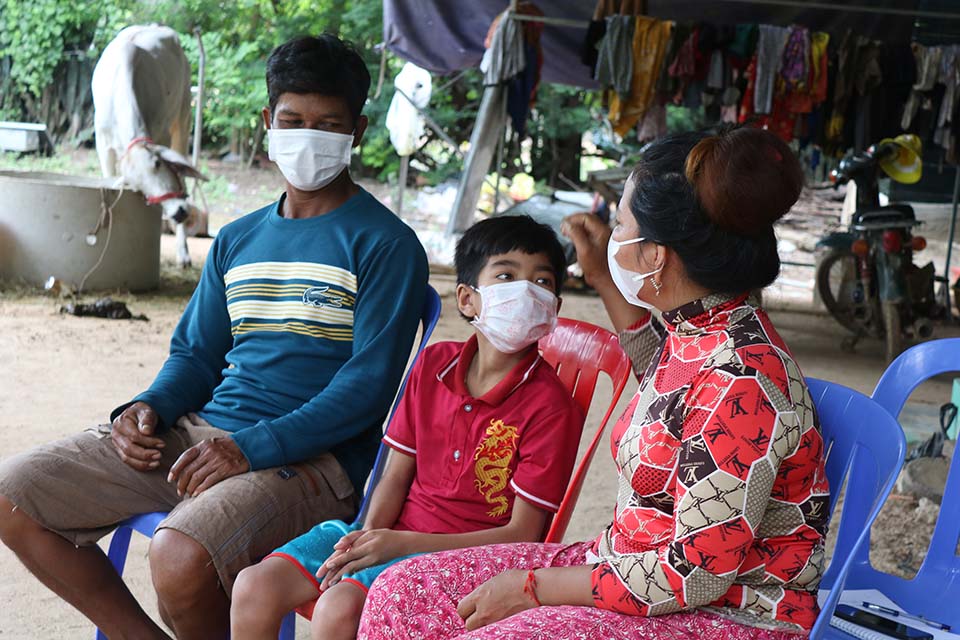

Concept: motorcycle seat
[[853, 204, 916, 225]]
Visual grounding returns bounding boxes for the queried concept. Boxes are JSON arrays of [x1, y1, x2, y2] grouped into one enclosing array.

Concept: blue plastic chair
[[806, 378, 907, 640], [98, 285, 443, 640], [817, 338, 960, 634]]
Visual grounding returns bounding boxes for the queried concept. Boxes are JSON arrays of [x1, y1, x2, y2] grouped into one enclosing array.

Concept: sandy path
[[2, 234, 955, 638]]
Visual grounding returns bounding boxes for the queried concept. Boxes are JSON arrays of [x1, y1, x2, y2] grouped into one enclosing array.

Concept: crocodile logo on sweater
[[473, 419, 519, 518], [302, 286, 346, 309]]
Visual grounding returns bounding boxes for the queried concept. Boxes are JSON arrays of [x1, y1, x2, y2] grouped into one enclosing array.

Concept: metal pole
[[396, 154, 409, 216], [191, 28, 205, 168], [945, 168, 959, 319]]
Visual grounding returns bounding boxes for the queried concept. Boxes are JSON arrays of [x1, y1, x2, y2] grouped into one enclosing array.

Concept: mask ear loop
[[610, 237, 662, 282]]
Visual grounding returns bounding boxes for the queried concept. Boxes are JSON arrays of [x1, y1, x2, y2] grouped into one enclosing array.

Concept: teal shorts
[[269, 519, 420, 592]]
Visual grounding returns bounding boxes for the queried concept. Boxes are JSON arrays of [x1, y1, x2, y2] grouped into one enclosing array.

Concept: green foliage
[[0, 0, 608, 188], [0, 0, 127, 96]]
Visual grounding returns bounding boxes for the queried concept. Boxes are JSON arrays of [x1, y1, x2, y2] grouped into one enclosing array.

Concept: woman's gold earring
[[651, 278, 662, 296]]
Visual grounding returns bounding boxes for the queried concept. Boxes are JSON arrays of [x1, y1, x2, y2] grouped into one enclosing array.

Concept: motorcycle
[[816, 136, 942, 362]]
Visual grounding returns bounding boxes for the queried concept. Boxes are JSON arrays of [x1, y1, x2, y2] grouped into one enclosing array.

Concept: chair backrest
[[353, 284, 443, 525], [806, 378, 906, 639], [538, 318, 633, 543], [848, 338, 960, 629]]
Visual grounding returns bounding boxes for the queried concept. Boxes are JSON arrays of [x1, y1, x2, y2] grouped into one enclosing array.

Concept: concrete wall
[[0, 171, 161, 291]]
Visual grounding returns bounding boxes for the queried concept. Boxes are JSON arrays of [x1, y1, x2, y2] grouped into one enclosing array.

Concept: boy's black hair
[[455, 215, 567, 296], [265, 35, 371, 124]]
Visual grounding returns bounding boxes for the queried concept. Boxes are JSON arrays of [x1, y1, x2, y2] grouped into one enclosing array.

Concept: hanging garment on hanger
[[780, 25, 810, 94], [608, 17, 673, 136], [480, 10, 526, 85], [506, 6, 544, 138], [706, 49, 725, 89], [810, 32, 830, 105], [580, 0, 609, 73], [935, 45, 960, 149], [902, 44, 943, 130], [595, 15, 636, 97], [826, 31, 857, 148], [754, 24, 791, 115], [656, 24, 686, 95], [728, 23, 758, 63], [636, 101, 667, 142]]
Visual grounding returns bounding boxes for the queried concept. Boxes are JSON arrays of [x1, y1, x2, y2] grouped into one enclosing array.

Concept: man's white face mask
[[267, 128, 354, 191]]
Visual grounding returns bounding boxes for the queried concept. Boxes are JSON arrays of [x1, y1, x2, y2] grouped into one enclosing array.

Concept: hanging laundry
[[754, 24, 791, 115], [780, 26, 810, 93], [810, 32, 830, 104], [479, 3, 543, 138], [637, 102, 668, 142], [902, 44, 943, 130], [668, 27, 698, 104], [580, 0, 610, 74], [935, 46, 960, 150], [826, 31, 857, 148], [728, 24, 758, 63], [608, 17, 674, 136], [706, 50, 725, 89], [595, 16, 636, 97]]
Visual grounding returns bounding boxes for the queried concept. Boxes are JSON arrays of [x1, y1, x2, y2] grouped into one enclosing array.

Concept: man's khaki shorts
[[0, 415, 357, 593]]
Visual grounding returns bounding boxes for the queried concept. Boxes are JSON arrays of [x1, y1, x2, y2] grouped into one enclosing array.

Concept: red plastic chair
[[538, 317, 633, 543]]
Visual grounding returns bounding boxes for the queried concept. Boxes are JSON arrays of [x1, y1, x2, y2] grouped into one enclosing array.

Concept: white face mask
[[471, 280, 558, 354], [267, 128, 354, 191], [607, 236, 662, 310]]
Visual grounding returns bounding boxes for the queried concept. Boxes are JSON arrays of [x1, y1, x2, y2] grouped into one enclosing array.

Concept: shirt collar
[[661, 292, 751, 335], [437, 335, 542, 406]]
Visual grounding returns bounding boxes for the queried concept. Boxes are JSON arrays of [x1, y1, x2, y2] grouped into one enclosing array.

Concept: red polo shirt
[[383, 336, 585, 534]]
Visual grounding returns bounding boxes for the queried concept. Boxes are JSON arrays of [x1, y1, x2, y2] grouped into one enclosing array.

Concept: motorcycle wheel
[[816, 248, 881, 337], [882, 300, 903, 363]]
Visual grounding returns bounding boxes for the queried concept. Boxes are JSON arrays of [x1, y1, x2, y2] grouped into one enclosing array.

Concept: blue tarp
[[383, 0, 917, 88]]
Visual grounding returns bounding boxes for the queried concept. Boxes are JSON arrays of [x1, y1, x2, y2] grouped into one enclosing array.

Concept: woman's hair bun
[[684, 126, 803, 236]]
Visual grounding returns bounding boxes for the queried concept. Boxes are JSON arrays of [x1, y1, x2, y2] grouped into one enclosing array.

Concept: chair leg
[[94, 526, 134, 639], [105, 525, 133, 575], [279, 611, 296, 639]]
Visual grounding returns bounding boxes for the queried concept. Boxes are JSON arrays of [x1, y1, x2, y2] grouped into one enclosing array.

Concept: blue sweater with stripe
[[125, 189, 428, 491]]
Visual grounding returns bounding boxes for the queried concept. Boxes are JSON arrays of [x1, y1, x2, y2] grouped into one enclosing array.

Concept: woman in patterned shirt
[[356, 126, 829, 639]]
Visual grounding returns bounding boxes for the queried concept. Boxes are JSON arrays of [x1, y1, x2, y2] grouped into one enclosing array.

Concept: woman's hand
[[456, 570, 536, 631], [561, 212, 613, 288], [317, 528, 410, 589]]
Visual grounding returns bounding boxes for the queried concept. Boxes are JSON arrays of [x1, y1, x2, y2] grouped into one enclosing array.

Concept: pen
[[861, 601, 952, 632]]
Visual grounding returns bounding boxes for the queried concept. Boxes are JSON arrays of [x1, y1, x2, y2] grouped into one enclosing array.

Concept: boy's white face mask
[[471, 280, 558, 354], [267, 128, 354, 192], [607, 236, 662, 310]]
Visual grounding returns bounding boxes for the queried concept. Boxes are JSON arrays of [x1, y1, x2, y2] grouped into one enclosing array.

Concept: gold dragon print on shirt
[[473, 419, 520, 517]]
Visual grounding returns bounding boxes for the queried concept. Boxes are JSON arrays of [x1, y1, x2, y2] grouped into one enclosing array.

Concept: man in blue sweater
[[0, 35, 428, 639]]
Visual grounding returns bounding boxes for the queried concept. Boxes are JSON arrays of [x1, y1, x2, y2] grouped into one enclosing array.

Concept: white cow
[[93, 24, 205, 268]]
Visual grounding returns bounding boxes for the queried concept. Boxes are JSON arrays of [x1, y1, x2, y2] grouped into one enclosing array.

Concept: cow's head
[[120, 138, 207, 224]]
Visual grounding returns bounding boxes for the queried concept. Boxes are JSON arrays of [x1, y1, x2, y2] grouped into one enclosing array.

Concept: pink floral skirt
[[357, 541, 807, 640]]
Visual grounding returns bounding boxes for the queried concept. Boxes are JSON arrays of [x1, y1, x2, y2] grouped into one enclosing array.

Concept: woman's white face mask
[[607, 236, 662, 310], [471, 280, 558, 354], [267, 128, 354, 191]]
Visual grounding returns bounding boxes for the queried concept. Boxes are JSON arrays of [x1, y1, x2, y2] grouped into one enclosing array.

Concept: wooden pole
[[191, 28, 205, 168]]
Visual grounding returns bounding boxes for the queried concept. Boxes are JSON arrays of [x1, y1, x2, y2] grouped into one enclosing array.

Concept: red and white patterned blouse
[[590, 293, 829, 633]]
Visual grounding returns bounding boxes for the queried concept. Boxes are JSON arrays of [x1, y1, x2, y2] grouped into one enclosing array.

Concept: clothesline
[[506, 1, 960, 29]]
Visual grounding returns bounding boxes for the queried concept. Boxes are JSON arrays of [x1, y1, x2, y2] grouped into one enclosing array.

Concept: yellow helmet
[[878, 134, 922, 184]]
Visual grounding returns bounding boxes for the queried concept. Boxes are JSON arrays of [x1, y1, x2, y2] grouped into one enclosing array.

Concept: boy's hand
[[561, 213, 613, 288], [318, 528, 409, 589]]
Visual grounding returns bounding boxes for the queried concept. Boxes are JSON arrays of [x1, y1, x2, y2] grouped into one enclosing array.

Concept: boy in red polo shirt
[[230, 215, 586, 640]]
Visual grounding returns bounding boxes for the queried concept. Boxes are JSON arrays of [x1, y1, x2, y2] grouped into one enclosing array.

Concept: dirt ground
[[2, 229, 959, 638]]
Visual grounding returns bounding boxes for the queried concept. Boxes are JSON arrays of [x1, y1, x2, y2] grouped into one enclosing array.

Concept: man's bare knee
[[149, 529, 219, 604], [0, 494, 45, 545]]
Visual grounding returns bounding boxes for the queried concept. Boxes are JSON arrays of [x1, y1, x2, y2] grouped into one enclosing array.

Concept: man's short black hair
[[265, 34, 371, 123], [455, 215, 567, 296]]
